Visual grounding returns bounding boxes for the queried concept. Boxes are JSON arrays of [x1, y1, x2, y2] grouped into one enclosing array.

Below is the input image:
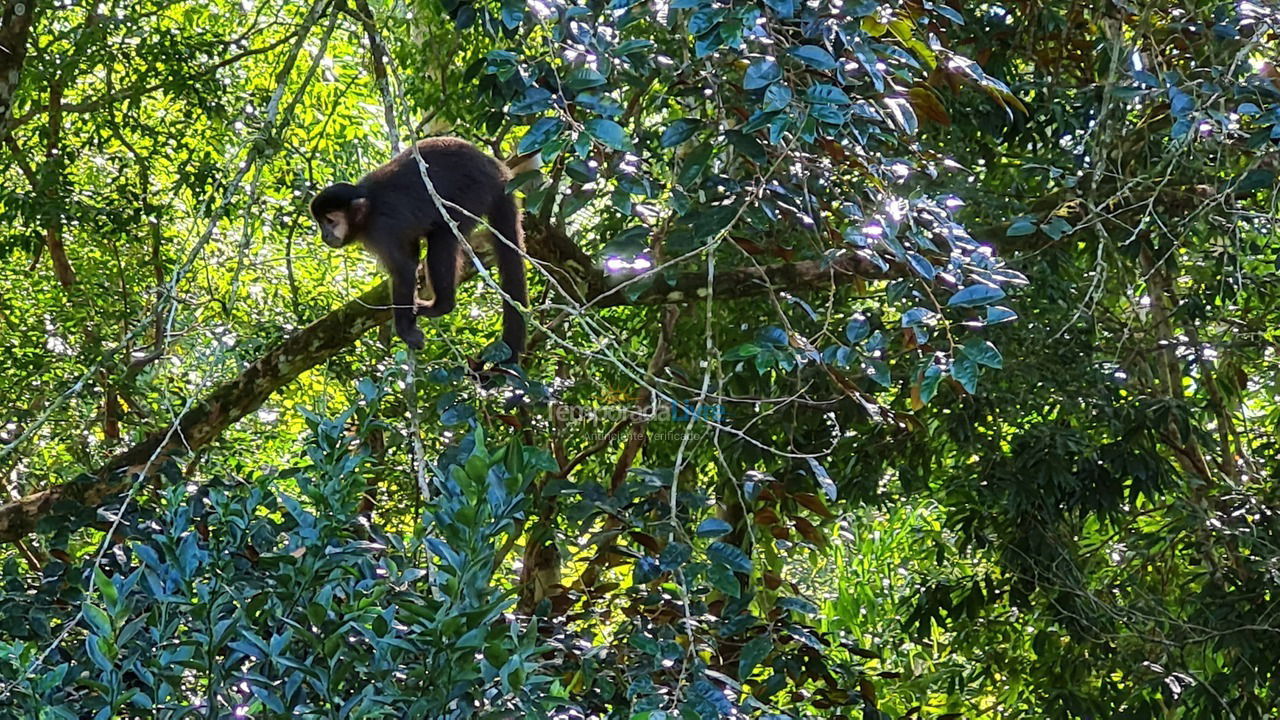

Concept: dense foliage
[[0, 0, 1276, 718]]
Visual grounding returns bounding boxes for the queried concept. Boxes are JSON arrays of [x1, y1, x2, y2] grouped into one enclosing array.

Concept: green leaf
[[585, 118, 634, 151], [807, 84, 852, 105], [500, 0, 524, 29], [948, 284, 1006, 307], [743, 58, 782, 90], [723, 343, 760, 361], [92, 567, 118, 609], [777, 596, 819, 614], [707, 541, 753, 573], [517, 118, 564, 154], [807, 457, 837, 500], [935, 4, 964, 23], [706, 563, 740, 597], [985, 305, 1018, 325], [564, 67, 607, 91], [762, 83, 792, 111], [227, 640, 265, 660], [611, 39, 656, 56], [82, 604, 113, 637], [660, 118, 702, 148], [659, 542, 692, 570], [688, 8, 723, 35], [696, 518, 733, 537], [790, 45, 837, 70], [885, 96, 917, 133], [810, 103, 847, 124], [764, 0, 794, 17], [1169, 87, 1194, 118], [901, 307, 935, 328], [1006, 218, 1037, 236], [677, 142, 713, 186], [1040, 216, 1073, 240], [629, 632, 661, 656], [84, 635, 113, 672], [509, 88, 554, 115], [961, 339, 1003, 368], [863, 358, 891, 388], [440, 404, 476, 426], [953, 357, 979, 393], [1235, 169, 1276, 193], [919, 364, 944, 404], [906, 251, 936, 280], [738, 634, 772, 677], [845, 313, 870, 343]]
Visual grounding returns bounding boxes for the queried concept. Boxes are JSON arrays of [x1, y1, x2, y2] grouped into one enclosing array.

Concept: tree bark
[[0, 0, 36, 135], [0, 222, 884, 544]]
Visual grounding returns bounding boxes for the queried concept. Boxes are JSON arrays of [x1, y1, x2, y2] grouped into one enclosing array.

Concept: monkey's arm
[[371, 233, 427, 349], [416, 229, 459, 318]]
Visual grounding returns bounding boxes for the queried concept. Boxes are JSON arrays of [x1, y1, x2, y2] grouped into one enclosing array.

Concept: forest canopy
[[0, 0, 1278, 718]]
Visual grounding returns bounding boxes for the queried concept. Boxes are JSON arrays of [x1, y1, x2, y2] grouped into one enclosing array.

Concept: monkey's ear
[[350, 197, 369, 224]]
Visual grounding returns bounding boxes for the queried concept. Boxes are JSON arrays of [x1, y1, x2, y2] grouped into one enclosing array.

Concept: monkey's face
[[318, 211, 351, 248], [313, 196, 368, 248]]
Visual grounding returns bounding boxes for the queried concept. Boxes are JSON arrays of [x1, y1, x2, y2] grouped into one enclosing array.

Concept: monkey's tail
[[488, 193, 528, 362]]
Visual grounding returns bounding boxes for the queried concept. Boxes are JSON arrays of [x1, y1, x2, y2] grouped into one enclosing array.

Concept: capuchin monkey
[[310, 137, 528, 362]]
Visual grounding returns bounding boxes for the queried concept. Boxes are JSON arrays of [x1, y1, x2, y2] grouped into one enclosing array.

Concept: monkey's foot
[[397, 326, 425, 350], [415, 300, 453, 318]]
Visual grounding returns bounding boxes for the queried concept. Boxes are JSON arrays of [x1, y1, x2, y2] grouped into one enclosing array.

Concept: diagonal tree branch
[[0, 218, 885, 544]]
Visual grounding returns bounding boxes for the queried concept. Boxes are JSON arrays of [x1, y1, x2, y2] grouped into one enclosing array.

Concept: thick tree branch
[[0, 0, 37, 139], [0, 221, 884, 544]]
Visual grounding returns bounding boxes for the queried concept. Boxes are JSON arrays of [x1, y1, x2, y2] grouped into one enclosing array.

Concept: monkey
[[310, 137, 528, 361]]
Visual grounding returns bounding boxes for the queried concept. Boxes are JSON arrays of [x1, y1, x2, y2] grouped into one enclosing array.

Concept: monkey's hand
[[398, 326, 425, 350]]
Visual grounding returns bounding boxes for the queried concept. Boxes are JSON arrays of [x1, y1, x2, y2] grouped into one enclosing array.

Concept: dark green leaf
[[906, 251, 936, 280], [585, 118, 634, 151], [807, 457, 837, 500], [688, 8, 723, 35], [738, 634, 772, 677], [764, 0, 794, 17], [791, 45, 837, 71], [661, 118, 703, 148], [696, 518, 733, 537], [92, 567, 118, 610], [953, 357, 979, 393], [82, 604, 113, 637], [960, 339, 1003, 368], [864, 358, 891, 388], [985, 305, 1018, 325], [1006, 219, 1037, 236], [744, 58, 782, 90], [565, 67, 608, 91], [807, 84, 852, 105], [706, 563, 740, 597], [845, 313, 870, 343], [762, 83, 792, 111], [948, 284, 1006, 307], [901, 307, 935, 328], [723, 343, 760, 361], [707, 541, 753, 573], [919, 364, 944, 403], [517, 118, 564, 154]]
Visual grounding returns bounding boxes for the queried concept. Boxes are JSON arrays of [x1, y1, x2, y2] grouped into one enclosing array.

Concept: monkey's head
[[310, 182, 369, 248]]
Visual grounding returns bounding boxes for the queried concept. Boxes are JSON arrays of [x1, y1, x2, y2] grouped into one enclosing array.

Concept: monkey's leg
[[417, 229, 459, 318], [386, 246, 426, 349]]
